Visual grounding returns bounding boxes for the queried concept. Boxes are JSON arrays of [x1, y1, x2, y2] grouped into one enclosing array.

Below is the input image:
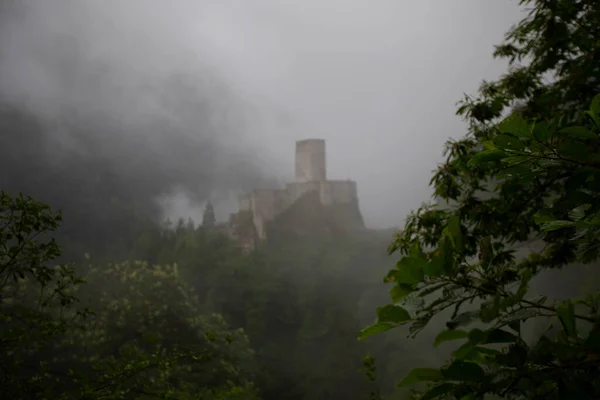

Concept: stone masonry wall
[[286, 181, 321, 205], [248, 189, 290, 240], [320, 180, 358, 205], [295, 139, 326, 183]]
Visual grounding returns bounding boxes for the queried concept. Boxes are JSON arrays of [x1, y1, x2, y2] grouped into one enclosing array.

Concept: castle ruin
[[221, 139, 364, 251]]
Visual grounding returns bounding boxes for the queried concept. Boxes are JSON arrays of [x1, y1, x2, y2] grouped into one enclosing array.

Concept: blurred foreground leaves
[[361, 0, 600, 398]]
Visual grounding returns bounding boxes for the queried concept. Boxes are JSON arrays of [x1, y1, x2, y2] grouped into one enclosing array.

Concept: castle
[[219, 139, 364, 251]]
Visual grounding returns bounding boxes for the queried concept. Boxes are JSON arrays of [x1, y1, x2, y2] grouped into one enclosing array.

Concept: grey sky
[[0, 0, 524, 228]]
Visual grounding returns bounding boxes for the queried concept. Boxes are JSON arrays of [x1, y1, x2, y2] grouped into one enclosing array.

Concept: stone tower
[[224, 138, 364, 252], [295, 139, 326, 183]]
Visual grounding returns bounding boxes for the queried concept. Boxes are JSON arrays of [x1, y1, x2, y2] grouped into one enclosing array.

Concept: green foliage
[[129, 217, 391, 400], [59, 260, 260, 399], [0, 190, 91, 397], [362, 0, 600, 397], [433, 330, 469, 348], [362, 355, 383, 400], [364, 97, 600, 398], [0, 191, 259, 399]]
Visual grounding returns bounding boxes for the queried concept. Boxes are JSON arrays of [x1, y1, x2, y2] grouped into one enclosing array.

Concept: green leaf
[[442, 360, 485, 381], [588, 94, 600, 126], [408, 242, 424, 258], [496, 165, 530, 179], [439, 235, 456, 275], [383, 269, 399, 283], [592, 93, 600, 114], [377, 304, 411, 324], [585, 110, 600, 127], [495, 343, 528, 368], [468, 328, 486, 344], [468, 150, 506, 167], [358, 322, 395, 340], [444, 216, 463, 251], [478, 236, 493, 268], [508, 320, 521, 335], [568, 204, 591, 221], [480, 298, 501, 323], [421, 383, 459, 400], [418, 282, 449, 297], [533, 209, 555, 225], [397, 368, 444, 388], [389, 284, 414, 303], [583, 330, 600, 351], [395, 256, 425, 284], [533, 121, 552, 141], [514, 269, 532, 301], [483, 328, 518, 344], [494, 133, 525, 151], [483, 140, 497, 151], [452, 342, 476, 360], [558, 139, 588, 159], [448, 311, 480, 329], [424, 255, 445, 278], [559, 126, 598, 139], [556, 300, 577, 338], [502, 155, 530, 165], [498, 114, 532, 138], [453, 342, 501, 361], [539, 220, 576, 231], [434, 329, 468, 347]]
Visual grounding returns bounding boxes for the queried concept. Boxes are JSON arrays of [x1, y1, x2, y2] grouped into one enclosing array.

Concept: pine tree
[[186, 217, 195, 231], [202, 201, 216, 227]]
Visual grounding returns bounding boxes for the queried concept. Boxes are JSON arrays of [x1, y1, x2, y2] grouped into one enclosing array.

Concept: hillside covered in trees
[[1, 188, 408, 399], [2, 0, 600, 399]]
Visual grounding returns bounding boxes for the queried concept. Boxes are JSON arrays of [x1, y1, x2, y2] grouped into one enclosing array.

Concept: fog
[[5, 3, 598, 398], [0, 0, 524, 228]]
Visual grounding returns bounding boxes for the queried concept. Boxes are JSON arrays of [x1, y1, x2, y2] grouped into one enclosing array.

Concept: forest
[[2, 0, 600, 399]]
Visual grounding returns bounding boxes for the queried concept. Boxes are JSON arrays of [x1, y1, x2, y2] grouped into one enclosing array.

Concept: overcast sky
[[0, 0, 525, 228]]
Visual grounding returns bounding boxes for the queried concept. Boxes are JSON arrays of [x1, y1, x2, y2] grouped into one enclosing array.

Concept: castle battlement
[[226, 139, 363, 250]]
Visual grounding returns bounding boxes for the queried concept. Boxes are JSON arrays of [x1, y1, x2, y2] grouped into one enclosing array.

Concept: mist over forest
[[2, 0, 600, 399]]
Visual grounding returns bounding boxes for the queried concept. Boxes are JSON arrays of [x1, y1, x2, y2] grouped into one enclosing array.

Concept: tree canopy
[[360, 0, 600, 398], [1, 189, 394, 399], [0, 191, 260, 399]]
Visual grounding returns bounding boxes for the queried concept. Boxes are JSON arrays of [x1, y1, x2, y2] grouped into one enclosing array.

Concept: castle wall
[[249, 189, 291, 240], [286, 181, 321, 205], [320, 180, 358, 205], [227, 211, 258, 253], [228, 139, 363, 250], [295, 139, 326, 183], [271, 189, 291, 218], [239, 193, 252, 211]]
